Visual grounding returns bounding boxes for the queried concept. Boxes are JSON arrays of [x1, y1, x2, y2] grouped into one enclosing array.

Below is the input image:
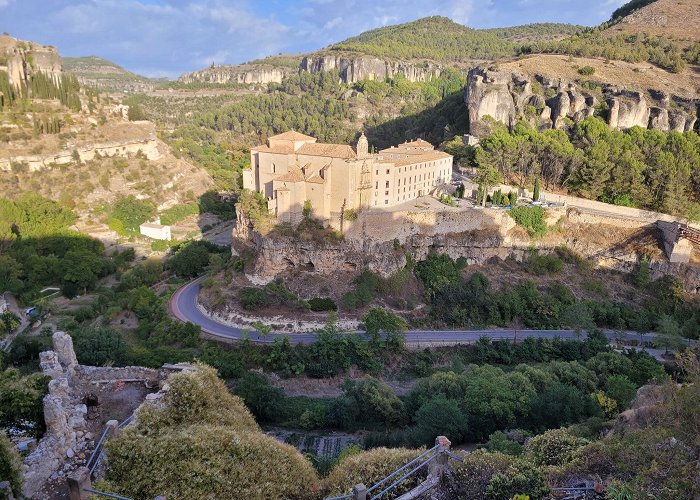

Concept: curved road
[[170, 277, 669, 347]]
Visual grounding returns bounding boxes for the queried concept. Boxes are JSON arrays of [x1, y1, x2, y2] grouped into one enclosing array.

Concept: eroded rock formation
[[0, 35, 62, 89], [465, 65, 699, 136], [179, 64, 292, 85]]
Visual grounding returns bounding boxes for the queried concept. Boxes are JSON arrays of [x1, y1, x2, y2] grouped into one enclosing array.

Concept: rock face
[[465, 67, 517, 134], [300, 55, 442, 83], [464, 65, 699, 136], [179, 64, 292, 85], [0, 35, 62, 89]]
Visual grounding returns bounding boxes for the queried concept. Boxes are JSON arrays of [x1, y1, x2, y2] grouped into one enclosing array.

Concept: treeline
[[415, 250, 700, 340], [474, 118, 700, 219], [330, 16, 514, 61], [522, 30, 700, 72], [235, 341, 666, 448], [0, 70, 81, 111], [0, 194, 118, 301]]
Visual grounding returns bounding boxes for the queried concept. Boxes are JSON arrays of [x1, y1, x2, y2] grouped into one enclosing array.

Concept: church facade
[[242, 131, 453, 229]]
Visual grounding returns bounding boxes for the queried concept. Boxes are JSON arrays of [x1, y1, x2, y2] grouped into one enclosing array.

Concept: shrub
[[308, 297, 337, 312], [523, 428, 587, 467], [322, 447, 428, 498], [239, 287, 267, 311], [106, 424, 318, 499], [0, 432, 22, 498], [486, 461, 549, 499], [508, 206, 547, 237], [449, 450, 514, 499], [523, 250, 563, 274], [577, 66, 595, 76], [134, 364, 258, 433]]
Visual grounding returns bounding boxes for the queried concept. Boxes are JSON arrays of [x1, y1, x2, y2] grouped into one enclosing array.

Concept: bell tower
[[356, 132, 369, 159]]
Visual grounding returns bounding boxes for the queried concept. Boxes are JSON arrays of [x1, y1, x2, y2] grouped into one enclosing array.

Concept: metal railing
[[325, 437, 461, 500]]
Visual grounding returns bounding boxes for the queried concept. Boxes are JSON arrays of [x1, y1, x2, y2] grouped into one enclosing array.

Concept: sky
[[1, 0, 628, 79]]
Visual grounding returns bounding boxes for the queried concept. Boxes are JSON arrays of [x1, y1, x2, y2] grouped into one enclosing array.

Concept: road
[[170, 277, 673, 348]]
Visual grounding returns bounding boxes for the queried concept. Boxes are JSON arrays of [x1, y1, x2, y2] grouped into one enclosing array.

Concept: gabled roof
[[401, 138, 434, 148], [268, 130, 316, 142], [274, 166, 306, 183], [251, 144, 295, 154], [296, 142, 356, 159], [389, 151, 452, 167]]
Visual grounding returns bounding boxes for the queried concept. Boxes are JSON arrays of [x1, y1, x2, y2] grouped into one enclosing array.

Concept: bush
[[134, 364, 258, 433], [523, 250, 563, 274], [523, 428, 586, 467], [0, 432, 22, 498], [449, 450, 515, 499], [486, 461, 549, 499], [106, 424, 318, 499], [239, 287, 267, 311], [74, 327, 132, 366], [308, 297, 337, 312], [508, 206, 547, 237], [322, 447, 428, 498], [577, 66, 595, 76]]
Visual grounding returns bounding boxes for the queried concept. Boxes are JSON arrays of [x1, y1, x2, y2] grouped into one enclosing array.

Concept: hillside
[[482, 23, 585, 43], [604, 0, 700, 43], [328, 16, 514, 62], [62, 56, 158, 91]]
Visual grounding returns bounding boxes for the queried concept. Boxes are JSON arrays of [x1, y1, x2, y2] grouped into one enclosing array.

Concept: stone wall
[[21, 332, 169, 499]]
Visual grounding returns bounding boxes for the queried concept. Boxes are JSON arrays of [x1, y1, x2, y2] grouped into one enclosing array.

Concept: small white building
[[139, 222, 172, 241]]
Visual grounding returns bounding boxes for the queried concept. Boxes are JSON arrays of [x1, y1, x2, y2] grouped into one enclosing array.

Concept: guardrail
[[325, 436, 462, 500]]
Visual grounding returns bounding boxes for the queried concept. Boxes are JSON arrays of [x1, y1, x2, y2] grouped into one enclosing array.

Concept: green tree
[[0, 312, 20, 336], [655, 314, 684, 353], [0, 432, 22, 498], [413, 396, 468, 445], [560, 302, 595, 340], [533, 177, 541, 202], [74, 327, 132, 366], [474, 164, 503, 207], [0, 368, 50, 436], [109, 195, 156, 234], [605, 375, 637, 409], [169, 241, 217, 278], [362, 307, 407, 346]]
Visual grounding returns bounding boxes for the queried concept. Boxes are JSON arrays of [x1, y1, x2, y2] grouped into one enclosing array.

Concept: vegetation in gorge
[[473, 118, 700, 220]]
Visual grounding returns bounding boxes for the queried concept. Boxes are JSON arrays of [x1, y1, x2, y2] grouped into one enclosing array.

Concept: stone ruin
[[21, 332, 171, 499]]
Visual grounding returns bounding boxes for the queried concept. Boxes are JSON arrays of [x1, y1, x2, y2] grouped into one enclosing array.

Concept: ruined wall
[[22, 332, 167, 499]]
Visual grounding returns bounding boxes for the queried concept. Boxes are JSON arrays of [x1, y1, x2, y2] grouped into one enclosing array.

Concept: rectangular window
[[375, 182, 378, 189], [376, 170, 378, 175], [385, 190, 389, 196], [385, 199, 389, 205], [386, 169, 390, 175], [385, 181, 389, 188]]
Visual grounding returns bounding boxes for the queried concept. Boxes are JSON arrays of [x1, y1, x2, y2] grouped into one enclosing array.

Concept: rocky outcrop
[[0, 120, 161, 172], [465, 67, 517, 134], [21, 332, 173, 498], [465, 65, 699, 136], [0, 35, 62, 89], [179, 64, 292, 85], [301, 55, 442, 83]]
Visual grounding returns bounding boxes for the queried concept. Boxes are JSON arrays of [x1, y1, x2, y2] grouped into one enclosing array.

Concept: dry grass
[[503, 54, 700, 99], [605, 0, 700, 44]]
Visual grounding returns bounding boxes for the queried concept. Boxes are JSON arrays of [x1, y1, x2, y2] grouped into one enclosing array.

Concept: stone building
[[243, 131, 452, 229]]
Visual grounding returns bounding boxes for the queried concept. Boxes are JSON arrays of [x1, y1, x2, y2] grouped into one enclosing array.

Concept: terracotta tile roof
[[297, 142, 357, 159], [268, 130, 316, 142], [274, 166, 306, 183], [251, 144, 295, 154], [401, 138, 434, 148], [389, 151, 452, 167], [305, 173, 325, 184]]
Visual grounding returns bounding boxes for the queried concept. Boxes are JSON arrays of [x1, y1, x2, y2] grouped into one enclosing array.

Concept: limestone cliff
[[0, 35, 62, 88], [465, 59, 699, 136], [300, 54, 442, 83], [179, 63, 293, 85]]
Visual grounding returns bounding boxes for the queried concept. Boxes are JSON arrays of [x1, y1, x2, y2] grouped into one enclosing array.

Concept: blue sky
[[1, 0, 627, 79]]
